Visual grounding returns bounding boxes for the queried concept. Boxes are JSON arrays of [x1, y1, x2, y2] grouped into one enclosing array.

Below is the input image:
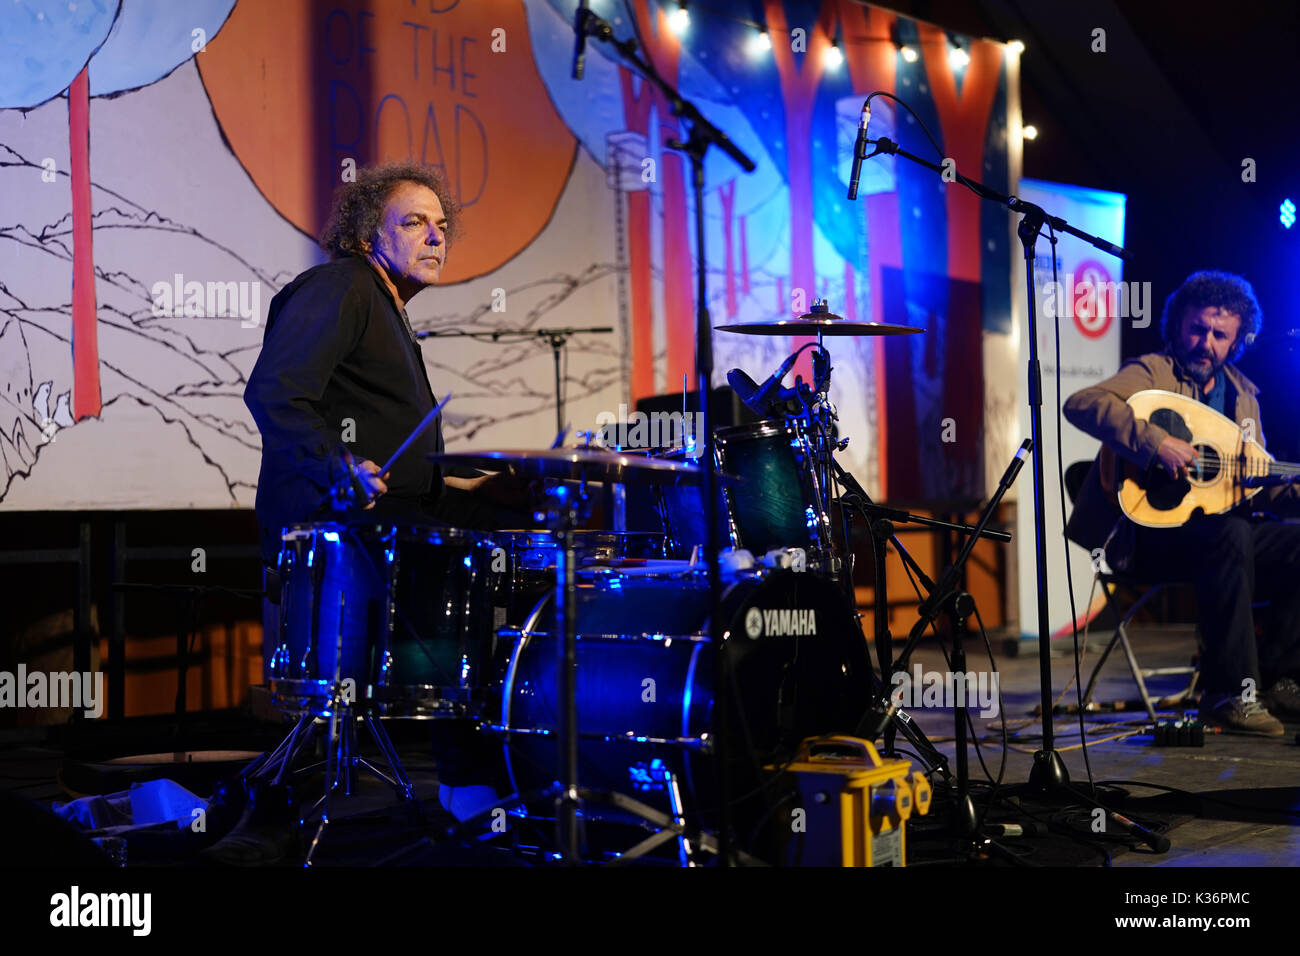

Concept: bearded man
[[1064, 271, 1300, 736]]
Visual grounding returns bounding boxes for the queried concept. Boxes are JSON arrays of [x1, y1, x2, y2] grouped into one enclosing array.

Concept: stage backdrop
[[0, 0, 1018, 512], [1013, 178, 1126, 640]]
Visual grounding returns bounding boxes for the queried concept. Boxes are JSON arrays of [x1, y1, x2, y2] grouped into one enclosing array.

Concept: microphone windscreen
[[727, 368, 759, 403]]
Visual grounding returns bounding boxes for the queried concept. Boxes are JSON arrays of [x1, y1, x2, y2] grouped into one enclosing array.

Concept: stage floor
[[1, 624, 1296, 867]]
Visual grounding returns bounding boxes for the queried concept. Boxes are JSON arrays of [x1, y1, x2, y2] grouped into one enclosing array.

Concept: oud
[[1103, 389, 1300, 528]]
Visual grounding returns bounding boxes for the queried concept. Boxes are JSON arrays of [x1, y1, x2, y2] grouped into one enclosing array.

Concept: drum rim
[[280, 522, 492, 544], [714, 417, 807, 443]]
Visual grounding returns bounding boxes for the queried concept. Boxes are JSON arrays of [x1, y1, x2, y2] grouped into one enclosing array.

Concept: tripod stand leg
[[363, 715, 419, 806], [303, 701, 348, 866], [663, 768, 694, 866]]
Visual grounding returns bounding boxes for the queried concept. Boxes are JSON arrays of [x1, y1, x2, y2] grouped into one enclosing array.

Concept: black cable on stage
[[1046, 222, 1099, 799], [1099, 779, 1300, 820]]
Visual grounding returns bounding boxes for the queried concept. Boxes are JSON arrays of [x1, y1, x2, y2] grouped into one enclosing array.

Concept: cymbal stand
[[418, 327, 614, 436], [574, 4, 756, 865]]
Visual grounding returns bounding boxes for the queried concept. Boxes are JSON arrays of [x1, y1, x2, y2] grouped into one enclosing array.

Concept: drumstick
[[379, 392, 452, 477]]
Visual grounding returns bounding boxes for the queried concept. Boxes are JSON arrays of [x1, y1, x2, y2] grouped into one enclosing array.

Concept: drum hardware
[[416, 327, 614, 436], [571, 5, 756, 865], [857, 439, 1030, 841], [269, 523, 496, 718], [244, 593, 423, 867], [831, 457, 1014, 776], [480, 563, 872, 864], [432, 448, 740, 863]]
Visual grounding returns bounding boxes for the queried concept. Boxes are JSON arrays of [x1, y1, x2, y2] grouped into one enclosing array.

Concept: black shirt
[[245, 256, 445, 563]]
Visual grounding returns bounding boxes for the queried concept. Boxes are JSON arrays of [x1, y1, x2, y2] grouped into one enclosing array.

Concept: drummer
[[245, 161, 532, 566]]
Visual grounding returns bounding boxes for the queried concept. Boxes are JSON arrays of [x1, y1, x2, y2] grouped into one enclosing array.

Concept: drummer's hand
[[356, 459, 388, 508], [447, 471, 538, 510]]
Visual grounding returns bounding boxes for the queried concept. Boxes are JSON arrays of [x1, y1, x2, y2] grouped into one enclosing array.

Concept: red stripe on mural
[[920, 25, 1002, 282], [739, 214, 750, 296], [720, 180, 737, 318], [766, 0, 835, 381], [844, 2, 900, 496], [627, 192, 655, 402], [69, 66, 101, 420]]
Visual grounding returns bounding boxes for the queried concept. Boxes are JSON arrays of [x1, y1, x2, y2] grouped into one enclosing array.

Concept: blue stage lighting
[[1281, 198, 1295, 229]]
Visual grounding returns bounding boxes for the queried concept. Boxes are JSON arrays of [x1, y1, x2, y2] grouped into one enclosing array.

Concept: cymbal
[[715, 315, 923, 336], [429, 448, 738, 486]]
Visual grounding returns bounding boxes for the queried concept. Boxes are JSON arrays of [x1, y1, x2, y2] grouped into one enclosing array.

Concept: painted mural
[[0, 0, 1018, 511]]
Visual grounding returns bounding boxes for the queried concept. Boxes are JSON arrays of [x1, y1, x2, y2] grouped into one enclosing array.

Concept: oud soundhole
[[1191, 444, 1220, 483]]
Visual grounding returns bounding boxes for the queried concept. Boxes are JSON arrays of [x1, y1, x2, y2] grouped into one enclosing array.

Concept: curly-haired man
[[245, 161, 517, 566], [1064, 270, 1300, 736]]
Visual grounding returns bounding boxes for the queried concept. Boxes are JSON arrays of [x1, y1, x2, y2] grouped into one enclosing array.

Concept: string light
[[668, 1, 690, 36], [823, 36, 844, 70], [611, 0, 989, 73], [947, 34, 970, 69], [889, 22, 918, 63]]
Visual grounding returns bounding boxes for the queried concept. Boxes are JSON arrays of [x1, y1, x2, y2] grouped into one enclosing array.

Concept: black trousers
[[1127, 515, 1300, 696]]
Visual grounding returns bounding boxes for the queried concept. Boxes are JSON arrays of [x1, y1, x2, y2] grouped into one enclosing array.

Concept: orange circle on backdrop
[[197, 0, 576, 283]]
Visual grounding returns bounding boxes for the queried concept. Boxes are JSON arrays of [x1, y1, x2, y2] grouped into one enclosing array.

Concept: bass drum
[[491, 564, 873, 833]]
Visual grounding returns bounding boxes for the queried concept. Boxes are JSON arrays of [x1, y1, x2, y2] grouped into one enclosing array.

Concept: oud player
[[1063, 270, 1300, 736]]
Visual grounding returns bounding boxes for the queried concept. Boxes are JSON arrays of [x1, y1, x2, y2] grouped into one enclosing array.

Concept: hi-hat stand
[[242, 627, 423, 867]]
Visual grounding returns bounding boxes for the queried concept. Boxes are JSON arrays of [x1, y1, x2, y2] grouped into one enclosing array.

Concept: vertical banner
[[1014, 178, 1127, 640]]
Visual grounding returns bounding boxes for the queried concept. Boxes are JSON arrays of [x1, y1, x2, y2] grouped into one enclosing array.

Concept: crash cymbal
[[715, 316, 923, 336], [428, 448, 738, 486]]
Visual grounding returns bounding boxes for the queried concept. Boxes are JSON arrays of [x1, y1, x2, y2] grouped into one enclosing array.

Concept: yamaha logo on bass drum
[[744, 606, 818, 638]]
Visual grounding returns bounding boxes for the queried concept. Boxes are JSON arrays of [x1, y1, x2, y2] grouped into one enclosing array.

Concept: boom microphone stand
[[849, 92, 1130, 793], [831, 460, 1012, 777], [419, 327, 614, 435], [571, 9, 755, 864]]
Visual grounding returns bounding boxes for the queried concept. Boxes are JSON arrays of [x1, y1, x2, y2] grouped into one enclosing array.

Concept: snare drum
[[269, 523, 496, 716]]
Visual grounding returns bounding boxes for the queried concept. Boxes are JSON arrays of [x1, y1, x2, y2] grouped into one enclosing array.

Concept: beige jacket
[[1062, 350, 1285, 557]]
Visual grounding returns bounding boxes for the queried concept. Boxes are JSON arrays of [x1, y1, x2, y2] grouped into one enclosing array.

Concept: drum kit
[[247, 303, 1009, 866]]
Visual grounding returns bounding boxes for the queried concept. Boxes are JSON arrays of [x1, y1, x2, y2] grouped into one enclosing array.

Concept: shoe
[[199, 783, 301, 866], [1198, 694, 1285, 737], [1263, 678, 1300, 718]]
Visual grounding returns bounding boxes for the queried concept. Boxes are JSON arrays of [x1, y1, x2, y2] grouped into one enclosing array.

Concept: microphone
[[984, 821, 1047, 838], [727, 351, 803, 415], [847, 98, 871, 200], [572, 0, 589, 80], [1106, 811, 1171, 854]]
